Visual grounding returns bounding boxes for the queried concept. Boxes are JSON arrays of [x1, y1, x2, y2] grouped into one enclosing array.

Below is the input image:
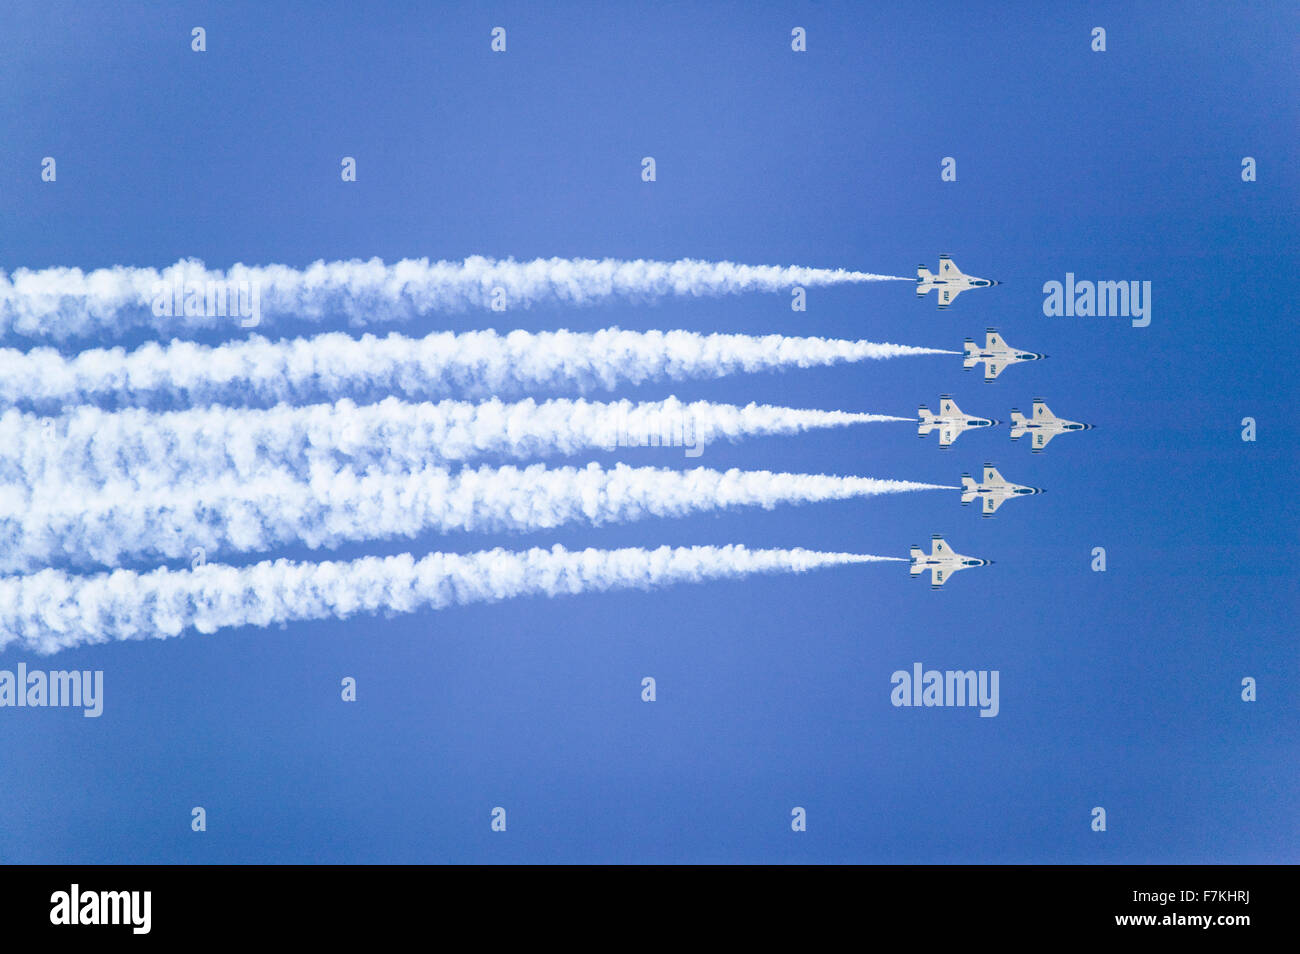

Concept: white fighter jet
[[916, 256, 1001, 309], [963, 329, 1047, 382], [961, 463, 1044, 517], [909, 535, 993, 589], [1009, 399, 1094, 453], [917, 395, 1000, 449]]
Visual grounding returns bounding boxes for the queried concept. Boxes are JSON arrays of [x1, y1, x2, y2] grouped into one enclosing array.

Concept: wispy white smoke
[[0, 329, 955, 410], [0, 398, 913, 492], [0, 256, 910, 340], [0, 544, 905, 654], [0, 461, 953, 572]]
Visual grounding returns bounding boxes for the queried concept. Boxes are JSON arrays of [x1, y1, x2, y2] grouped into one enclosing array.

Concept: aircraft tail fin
[[917, 405, 936, 435], [916, 266, 934, 295], [962, 338, 978, 369], [909, 546, 925, 574], [961, 474, 978, 504], [1009, 409, 1028, 438]]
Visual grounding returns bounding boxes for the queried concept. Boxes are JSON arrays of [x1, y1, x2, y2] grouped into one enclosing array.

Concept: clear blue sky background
[[0, 1, 1295, 863]]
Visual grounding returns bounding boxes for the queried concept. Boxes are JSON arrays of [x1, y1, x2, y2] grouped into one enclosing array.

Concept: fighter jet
[[1009, 399, 1094, 453], [916, 256, 1001, 309], [961, 463, 1044, 517], [963, 329, 1047, 382], [917, 395, 1000, 449], [909, 535, 993, 589]]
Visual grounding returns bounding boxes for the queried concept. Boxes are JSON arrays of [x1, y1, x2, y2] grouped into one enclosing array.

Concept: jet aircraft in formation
[[963, 329, 1046, 382], [961, 464, 1044, 517], [904, 256, 1092, 587], [916, 256, 1000, 309], [1009, 399, 1094, 453], [909, 535, 992, 589], [917, 396, 999, 449]]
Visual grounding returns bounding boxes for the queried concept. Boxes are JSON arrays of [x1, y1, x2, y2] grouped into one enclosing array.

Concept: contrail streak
[[0, 544, 905, 654], [0, 398, 913, 492], [0, 329, 956, 411], [0, 257, 911, 340], [0, 461, 954, 572]]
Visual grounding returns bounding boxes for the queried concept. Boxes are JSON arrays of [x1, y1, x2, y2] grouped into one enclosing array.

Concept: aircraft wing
[[931, 538, 953, 557], [984, 360, 1005, 381], [939, 425, 959, 447], [937, 285, 964, 309], [929, 566, 949, 587], [1032, 430, 1057, 452], [982, 494, 1004, 516], [987, 331, 1007, 349], [940, 258, 962, 277], [1033, 401, 1053, 420], [984, 465, 1003, 483], [940, 398, 958, 415]]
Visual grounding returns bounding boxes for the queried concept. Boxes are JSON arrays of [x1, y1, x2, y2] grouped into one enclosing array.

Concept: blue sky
[[0, 1, 1295, 863]]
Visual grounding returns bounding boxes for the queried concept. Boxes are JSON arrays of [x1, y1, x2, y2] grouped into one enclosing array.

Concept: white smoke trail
[[0, 544, 903, 654], [0, 461, 953, 572], [0, 397, 913, 492], [0, 256, 910, 340], [0, 329, 956, 410]]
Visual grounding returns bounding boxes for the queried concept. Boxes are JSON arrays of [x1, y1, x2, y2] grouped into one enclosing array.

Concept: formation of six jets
[[907, 256, 1089, 588]]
